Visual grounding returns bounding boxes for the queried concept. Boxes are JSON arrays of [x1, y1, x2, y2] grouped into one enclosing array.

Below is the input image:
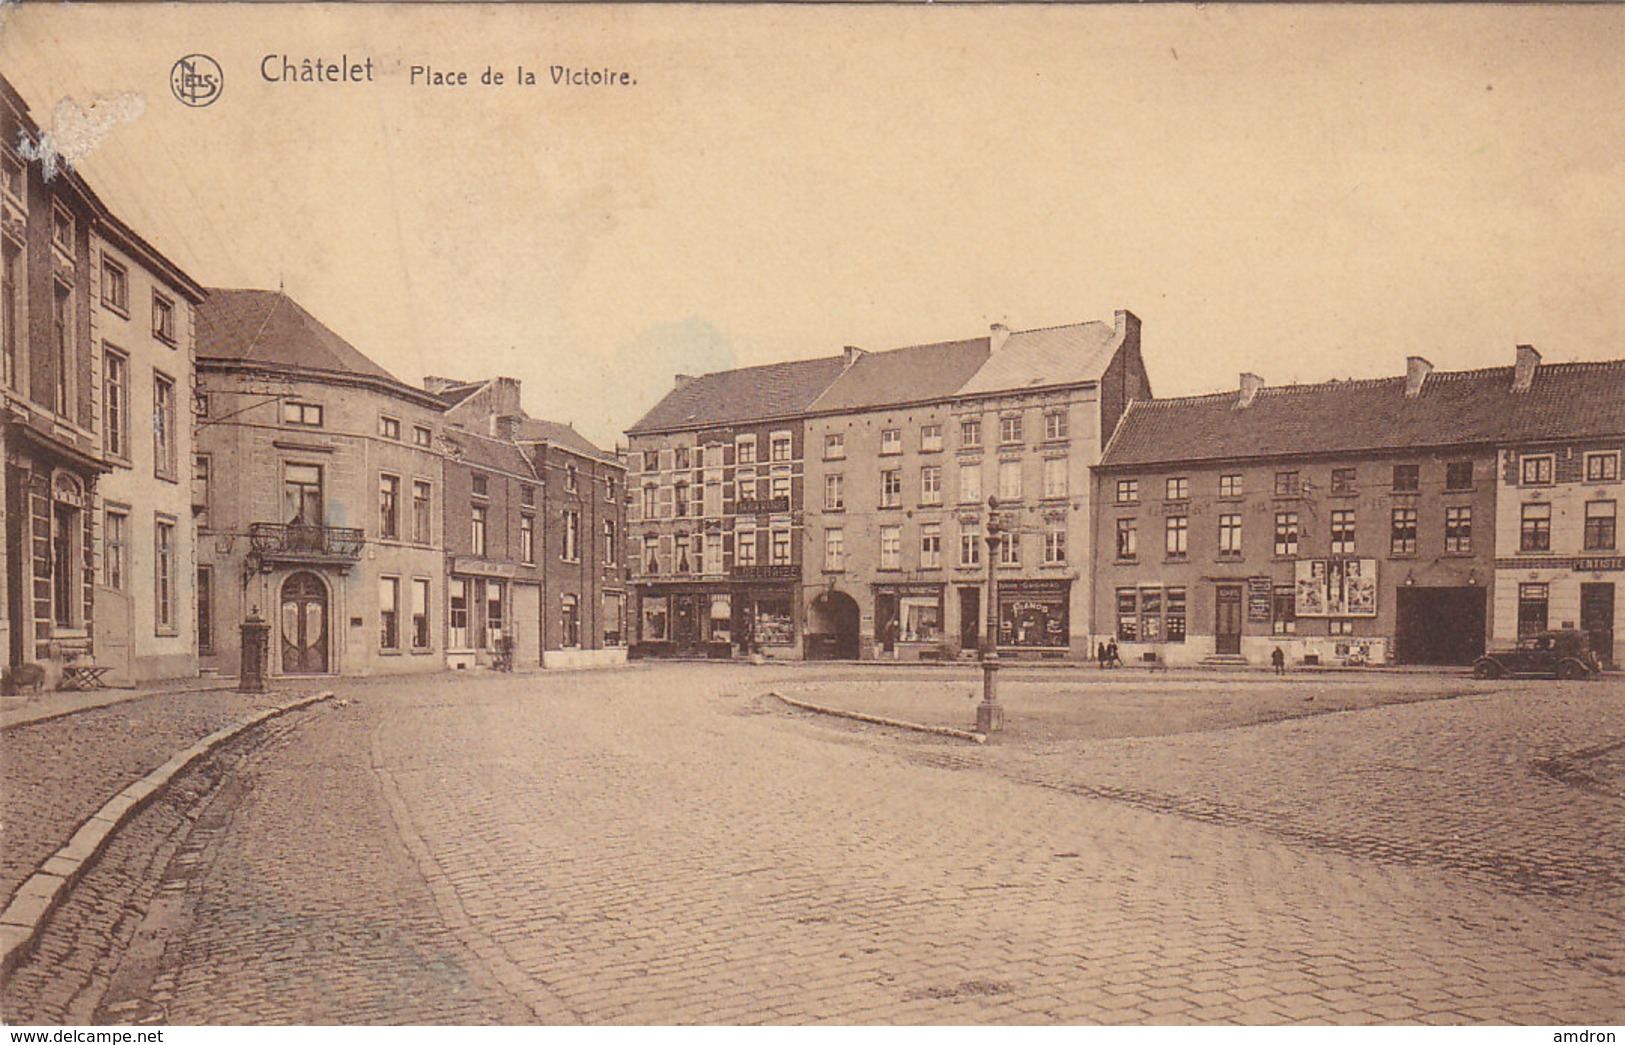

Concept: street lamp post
[[978, 497, 1005, 734]]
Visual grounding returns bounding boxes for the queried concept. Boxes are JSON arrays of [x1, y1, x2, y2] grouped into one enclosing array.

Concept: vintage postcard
[[0, 3, 1621, 1030]]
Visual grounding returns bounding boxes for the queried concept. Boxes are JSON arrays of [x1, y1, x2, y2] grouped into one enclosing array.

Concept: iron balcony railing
[[249, 522, 365, 563]]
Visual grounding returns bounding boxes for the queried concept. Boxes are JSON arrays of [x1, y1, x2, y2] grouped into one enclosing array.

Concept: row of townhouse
[[0, 72, 627, 687], [624, 311, 1151, 662], [1096, 349, 1625, 670], [193, 290, 627, 681], [1, 76, 206, 686], [625, 317, 1625, 669]]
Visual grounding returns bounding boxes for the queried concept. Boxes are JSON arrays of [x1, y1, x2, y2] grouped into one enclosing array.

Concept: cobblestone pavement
[[0, 689, 300, 907], [7, 664, 1623, 1024]]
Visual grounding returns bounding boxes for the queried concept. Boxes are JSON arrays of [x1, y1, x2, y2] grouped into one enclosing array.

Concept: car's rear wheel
[[1557, 660, 1589, 680], [1472, 660, 1502, 679]]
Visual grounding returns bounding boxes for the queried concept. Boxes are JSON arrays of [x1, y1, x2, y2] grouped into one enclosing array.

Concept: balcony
[[249, 522, 365, 566]]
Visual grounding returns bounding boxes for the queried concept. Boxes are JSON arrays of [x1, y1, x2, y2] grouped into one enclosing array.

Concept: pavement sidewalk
[[0, 674, 239, 731], [0, 678, 321, 917]]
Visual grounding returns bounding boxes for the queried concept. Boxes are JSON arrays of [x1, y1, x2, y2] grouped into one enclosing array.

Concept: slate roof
[[197, 289, 402, 383], [432, 383, 486, 409], [809, 338, 991, 413], [441, 429, 536, 478], [627, 355, 851, 434], [515, 415, 619, 464], [956, 320, 1122, 396], [1100, 361, 1625, 469]]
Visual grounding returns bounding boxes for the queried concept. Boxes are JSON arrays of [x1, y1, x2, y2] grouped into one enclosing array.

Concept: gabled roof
[[441, 428, 536, 479], [809, 338, 991, 413], [627, 355, 850, 435], [515, 415, 618, 464], [196, 289, 401, 383], [432, 382, 486, 409], [1100, 360, 1625, 469], [956, 320, 1122, 397]]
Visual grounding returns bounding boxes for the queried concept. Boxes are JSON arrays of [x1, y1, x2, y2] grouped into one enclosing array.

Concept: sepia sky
[[3, 4, 1624, 448]]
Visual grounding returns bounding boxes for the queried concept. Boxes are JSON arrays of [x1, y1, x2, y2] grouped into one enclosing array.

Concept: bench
[[58, 665, 113, 691]]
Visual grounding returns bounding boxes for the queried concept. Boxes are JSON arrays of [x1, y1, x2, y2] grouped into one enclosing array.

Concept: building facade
[[1089, 352, 1625, 667], [432, 375, 629, 669], [626, 356, 851, 658], [2, 75, 204, 685], [803, 312, 1148, 661], [1490, 350, 1625, 668], [195, 289, 447, 679]]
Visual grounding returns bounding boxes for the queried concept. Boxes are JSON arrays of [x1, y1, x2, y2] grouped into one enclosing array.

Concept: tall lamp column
[[978, 496, 1005, 733]]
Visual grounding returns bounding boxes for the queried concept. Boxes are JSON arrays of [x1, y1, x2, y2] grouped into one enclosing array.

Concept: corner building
[[1490, 349, 1625, 668], [626, 356, 850, 658], [804, 312, 1147, 661], [195, 290, 447, 679]]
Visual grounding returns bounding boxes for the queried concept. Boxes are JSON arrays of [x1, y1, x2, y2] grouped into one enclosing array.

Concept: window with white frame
[[736, 435, 757, 465], [703, 532, 722, 574], [999, 415, 1023, 444], [1165, 515, 1188, 558], [881, 469, 902, 508], [154, 516, 176, 634], [1044, 411, 1068, 441], [153, 373, 177, 479], [920, 523, 942, 568], [603, 520, 618, 565], [102, 256, 128, 314], [379, 576, 400, 650], [1115, 479, 1139, 504], [412, 578, 431, 650], [1520, 502, 1551, 552], [1219, 514, 1242, 557], [825, 473, 845, 511], [1274, 511, 1299, 557], [152, 292, 176, 345], [412, 481, 432, 543], [1219, 474, 1243, 498], [1116, 518, 1137, 560], [562, 510, 581, 562], [1166, 476, 1189, 501], [1585, 500, 1617, 551], [959, 463, 982, 504], [1331, 509, 1356, 555], [824, 432, 846, 459], [1586, 452, 1621, 483], [920, 424, 943, 452], [879, 525, 901, 570], [1390, 506, 1418, 555], [103, 346, 128, 459], [824, 528, 845, 571], [103, 508, 128, 590], [920, 465, 942, 505], [880, 429, 902, 456], [770, 528, 792, 565], [735, 528, 758, 566], [282, 400, 323, 427], [997, 530, 1021, 566], [1521, 454, 1554, 486], [379, 415, 401, 440], [770, 431, 792, 462], [960, 418, 982, 448], [1042, 457, 1067, 499], [1044, 528, 1067, 565], [997, 460, 1023, 501], [520, 513, 535, 563], [959, 523, 982, 567]]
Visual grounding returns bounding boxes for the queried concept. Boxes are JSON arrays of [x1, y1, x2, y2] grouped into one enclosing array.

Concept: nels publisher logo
[[170, 55, 223, 107]]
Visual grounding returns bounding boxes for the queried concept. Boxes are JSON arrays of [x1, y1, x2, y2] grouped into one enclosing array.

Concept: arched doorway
[[280, 572, 330, 674], [807, 591, 860, 660]]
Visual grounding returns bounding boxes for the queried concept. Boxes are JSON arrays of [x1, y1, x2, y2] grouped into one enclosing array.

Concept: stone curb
[[1, 683, 245, 733], [0, 690, 336, 980], [769, 690, 987, 745]]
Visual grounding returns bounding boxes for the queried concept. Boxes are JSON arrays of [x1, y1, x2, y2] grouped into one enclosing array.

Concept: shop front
[[996, 579, 1070, 656], [633, 571, 801, 659], [872, 583, 946, 660]]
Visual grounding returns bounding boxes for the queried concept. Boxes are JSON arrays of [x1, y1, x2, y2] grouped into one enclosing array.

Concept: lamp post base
[[977, 652, 1003, 733]]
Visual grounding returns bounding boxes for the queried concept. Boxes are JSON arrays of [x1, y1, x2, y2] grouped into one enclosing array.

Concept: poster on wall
[[1294, 559, 1378, 618]]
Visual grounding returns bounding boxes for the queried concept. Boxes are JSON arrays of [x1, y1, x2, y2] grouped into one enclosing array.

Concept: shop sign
[[1573, 557, 1625, 572], [1247, 576, 1273, 622], [737, 496, 790, 514], [874, 583, 943, 597], [1295, 559, 1377, 617], [731, 564, 798, 580], [997, 580, 1069, 648]]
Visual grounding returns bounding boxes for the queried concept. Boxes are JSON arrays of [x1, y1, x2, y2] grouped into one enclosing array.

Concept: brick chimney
[[674, 373, 697, 391], [1404, 356, 1434, 398], [488, 376, 522, 416], [843, 346, 865, 367], [989, 323, 1012, 353], [492, 414, 523, 441], [1235, 373, 1266, 409], [1512, 344, 1541, 392], [1114, 309, 1141, 345], [423, 375, 466, 395]]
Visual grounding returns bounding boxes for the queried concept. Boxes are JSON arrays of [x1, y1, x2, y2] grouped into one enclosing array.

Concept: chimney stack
[[423, 376, 466, 395], [1236, 373, 1266, 409], [1404, 356, 1434, 398], [989, 323, 1012, 353], [1512, 344, 1541, 392], [843, 346, 865, 368], [674, 373, 697, 391], [492, 414, 523, 441]]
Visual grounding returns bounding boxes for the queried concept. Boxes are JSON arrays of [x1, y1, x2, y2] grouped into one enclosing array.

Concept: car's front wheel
[[1472, 660, 1502, 679]]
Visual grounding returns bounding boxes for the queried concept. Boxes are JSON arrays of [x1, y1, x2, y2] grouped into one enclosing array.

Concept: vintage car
[[1471, 629, 1601, 680]]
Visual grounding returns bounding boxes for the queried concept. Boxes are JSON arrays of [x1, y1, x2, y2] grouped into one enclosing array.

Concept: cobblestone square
[[3, 663, 1621, 1025]]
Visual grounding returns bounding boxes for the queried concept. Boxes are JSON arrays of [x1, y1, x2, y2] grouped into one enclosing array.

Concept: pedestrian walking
[[1107, 639, 1123, 668], [1272, 646, 1287, 675], [1096, 641, 1108, 669]]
